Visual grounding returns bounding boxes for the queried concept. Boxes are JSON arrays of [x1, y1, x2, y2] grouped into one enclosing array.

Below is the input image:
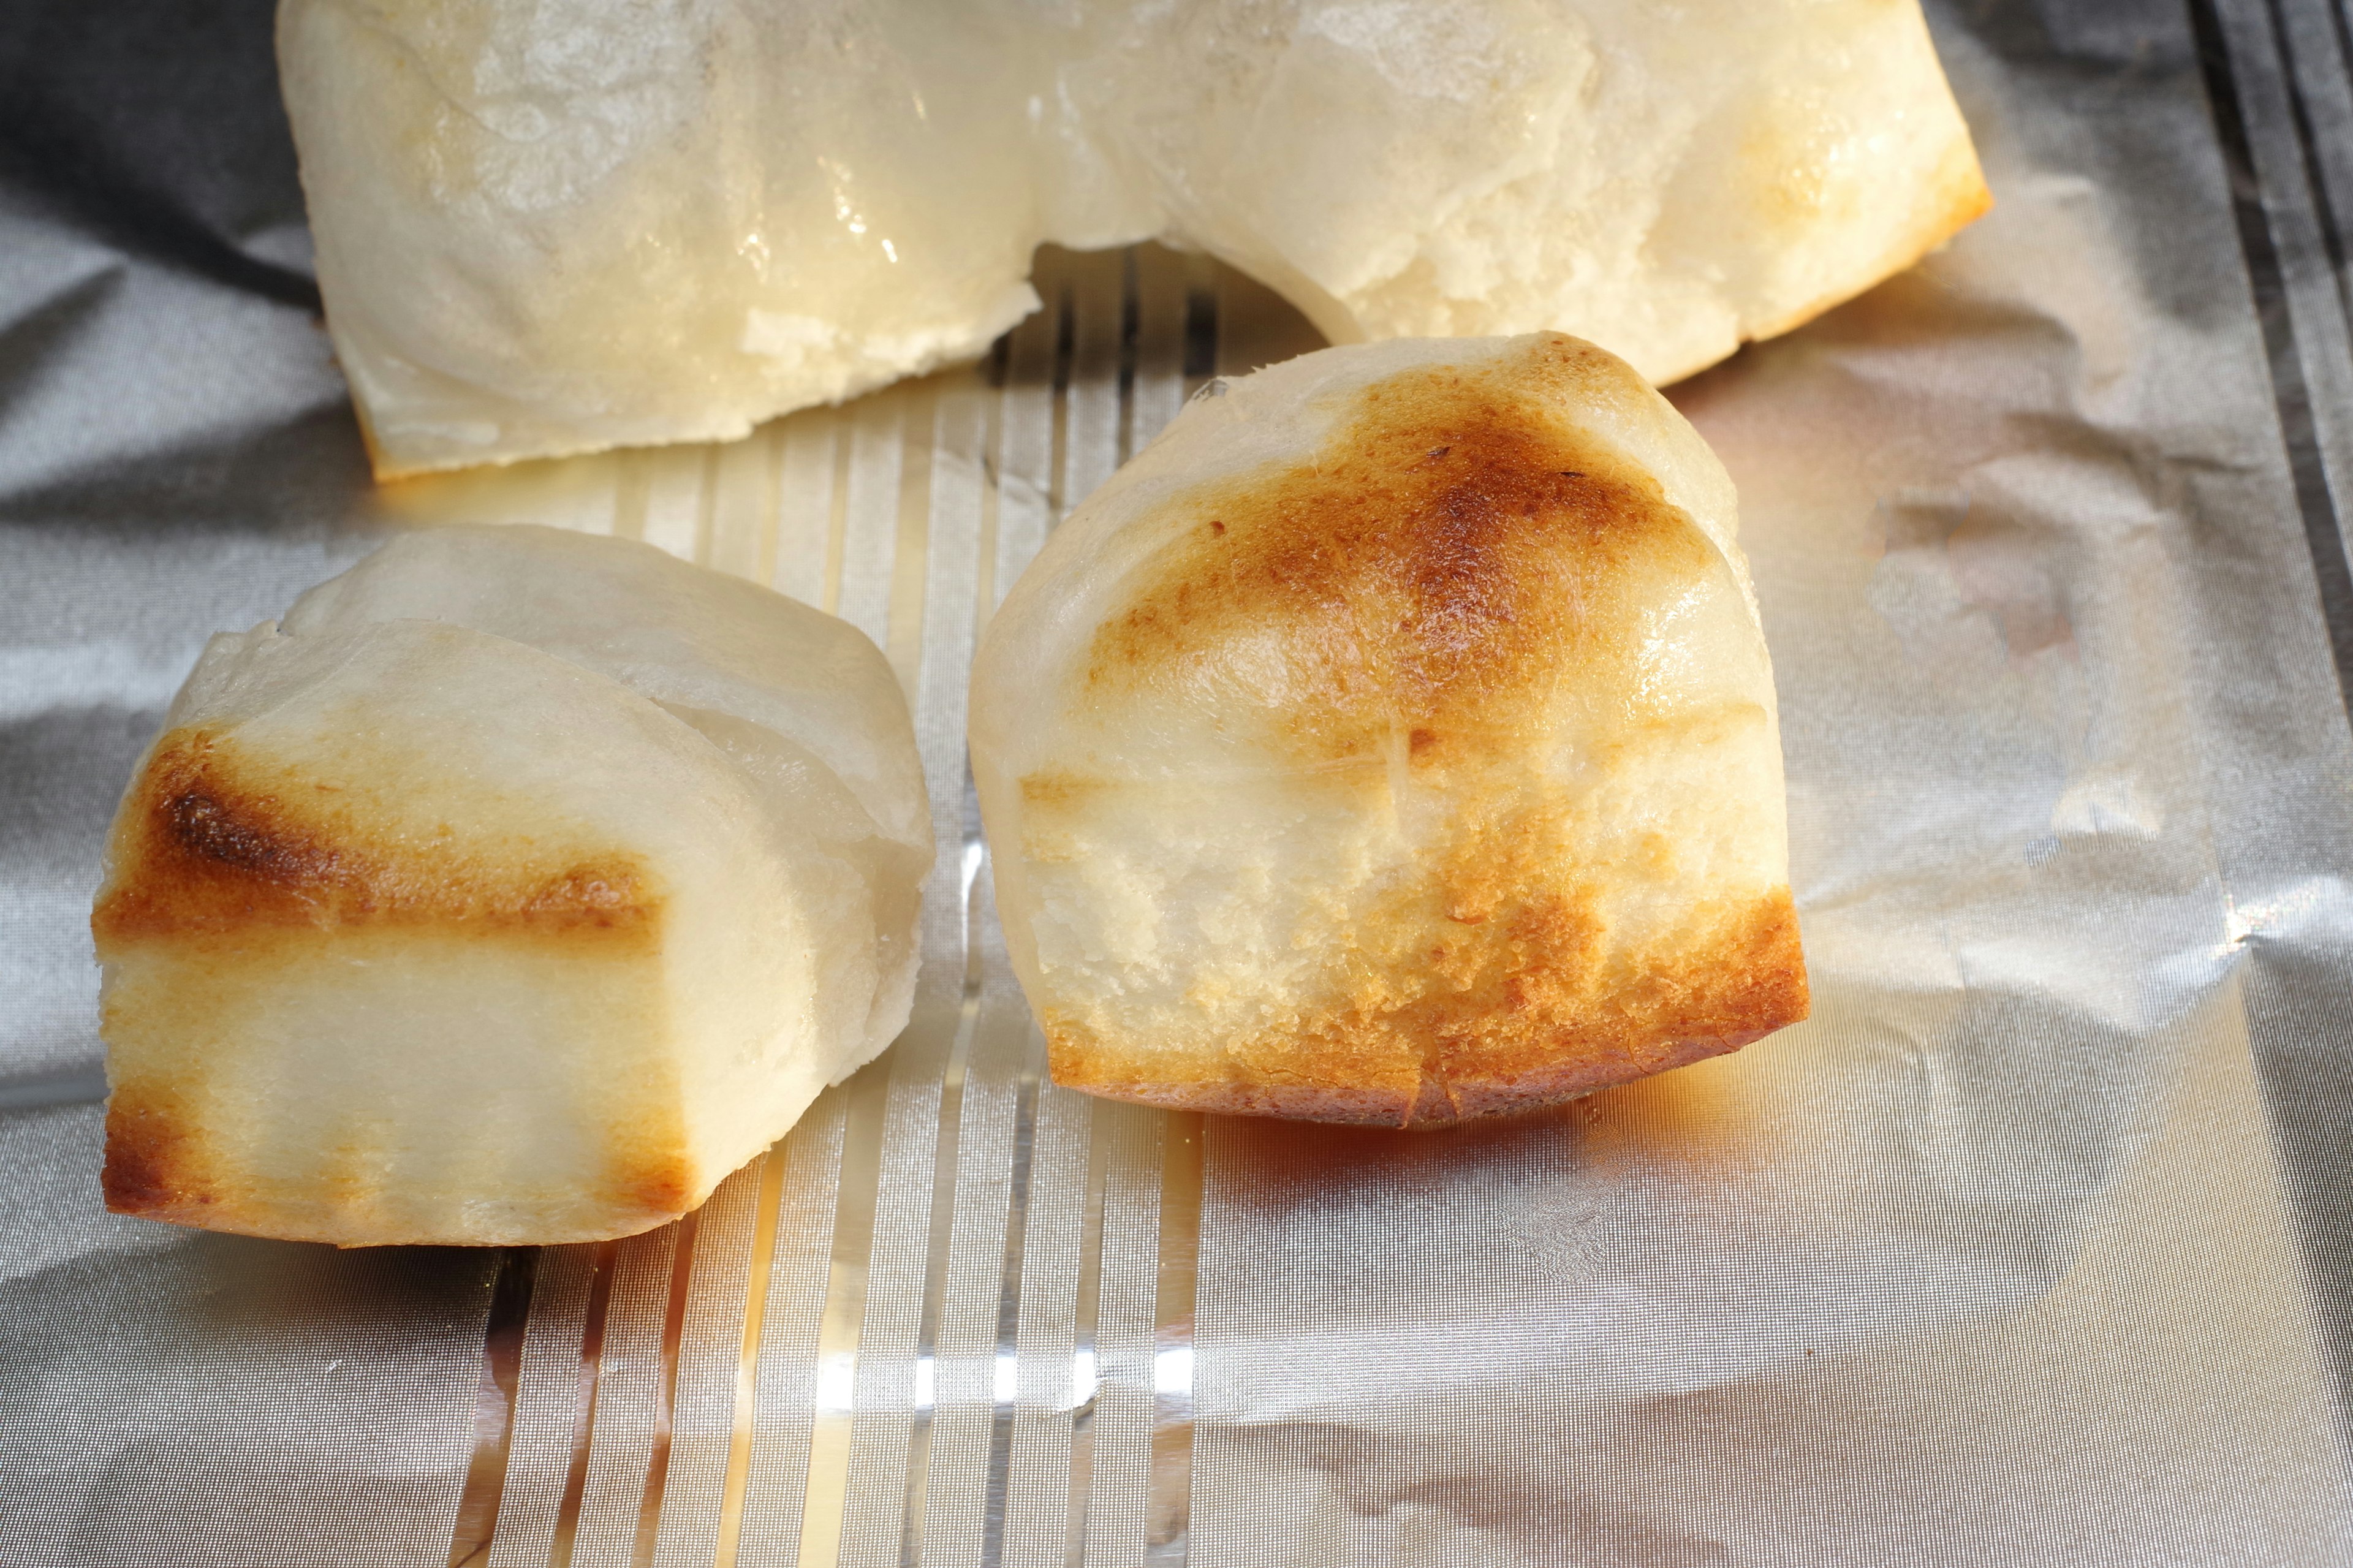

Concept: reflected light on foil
[[806, 1346, 1195, 1413]]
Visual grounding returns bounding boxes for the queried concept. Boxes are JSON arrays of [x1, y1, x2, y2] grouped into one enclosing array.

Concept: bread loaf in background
[[92, 526, 931, 1246], [277, 0, 1988, 478], [970, 333, 1807, 1126]]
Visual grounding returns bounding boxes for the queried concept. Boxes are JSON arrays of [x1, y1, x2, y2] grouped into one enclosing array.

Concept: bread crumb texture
[[1012, 335, 1806, 1126]]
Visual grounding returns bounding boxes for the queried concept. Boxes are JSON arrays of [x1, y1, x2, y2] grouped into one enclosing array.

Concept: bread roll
[[970, 334, 1806, 1126], [278, 0, 1987, 478], [92, 526, 930, 1245]]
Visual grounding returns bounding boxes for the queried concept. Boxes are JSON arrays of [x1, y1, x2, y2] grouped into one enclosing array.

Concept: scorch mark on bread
[[99, 1081, 208, 1220], [94, 729, 662, 942], [1085, 335, 1703, 755]]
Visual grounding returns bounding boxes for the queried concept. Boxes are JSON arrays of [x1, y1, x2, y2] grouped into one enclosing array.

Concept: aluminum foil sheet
[[9, 1, 2353, 1564]]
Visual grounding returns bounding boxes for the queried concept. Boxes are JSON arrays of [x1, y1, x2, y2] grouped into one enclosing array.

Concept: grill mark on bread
[[93, 729, 659, 941]]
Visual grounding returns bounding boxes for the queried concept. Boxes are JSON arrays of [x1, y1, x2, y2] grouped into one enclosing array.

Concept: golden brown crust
[[1086, 335, 1699, 764], [1048, 889, 1806, 1129], [93, 728, 659, 945], [99, 1082, 214, 1221]]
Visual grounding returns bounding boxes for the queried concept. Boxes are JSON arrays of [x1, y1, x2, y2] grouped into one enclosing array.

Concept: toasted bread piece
[[970, 334, 1806, 1127], [93, 526, 930, 1245], [278, 0, 1986, 477]]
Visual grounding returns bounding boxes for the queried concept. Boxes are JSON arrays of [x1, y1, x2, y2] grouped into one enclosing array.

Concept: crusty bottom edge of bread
[[1047, 1025, 1786, 1131], [100, 1092, 708, 1248]]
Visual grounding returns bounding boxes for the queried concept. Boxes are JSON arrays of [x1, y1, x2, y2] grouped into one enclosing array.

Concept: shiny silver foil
[[8, 2, 2353, 1564]]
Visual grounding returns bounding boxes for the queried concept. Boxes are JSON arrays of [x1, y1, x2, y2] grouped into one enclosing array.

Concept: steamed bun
[[969, 334, 1806, 1126], [92, 526, 930, 1244]]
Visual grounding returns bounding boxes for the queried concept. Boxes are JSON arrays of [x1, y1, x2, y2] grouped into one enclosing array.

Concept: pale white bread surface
[[278, 0, 1989, 477], [92, 526, 930, 1245], [277, 0, 1050, 474], [969, 333, 1808, 1127]]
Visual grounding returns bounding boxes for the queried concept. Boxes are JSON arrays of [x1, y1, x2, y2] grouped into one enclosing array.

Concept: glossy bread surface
[[278, 0, 1988, 476]]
